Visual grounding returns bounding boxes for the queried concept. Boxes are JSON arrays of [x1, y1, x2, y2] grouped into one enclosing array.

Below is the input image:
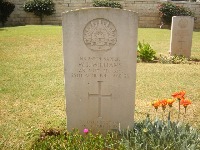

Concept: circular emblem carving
[[178, 18, 188, 28], [83, 18, 117, 51]]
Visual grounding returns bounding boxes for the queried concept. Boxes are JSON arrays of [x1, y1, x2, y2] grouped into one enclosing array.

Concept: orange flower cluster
[[152, 99, 175, 110], [180, 99, 192, 108], [167, 99, 176, 107], [151, 91, 192, 111], [151, 100, 160, 110], [160, 99, 168, 110], [172, 90, 185, 99], [172, 90, 192, 108]]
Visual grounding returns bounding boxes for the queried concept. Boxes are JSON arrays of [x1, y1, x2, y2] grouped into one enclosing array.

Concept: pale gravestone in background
[[170, 16, 194, 58], [62, 8, 138, 134]]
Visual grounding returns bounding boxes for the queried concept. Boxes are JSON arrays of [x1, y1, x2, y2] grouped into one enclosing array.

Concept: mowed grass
[[138, 28, 200, 59], [0, 26, 200, 149]]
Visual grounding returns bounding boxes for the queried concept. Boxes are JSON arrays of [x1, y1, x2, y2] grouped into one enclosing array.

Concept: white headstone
[[170, 16, 194, 58], [62, 8, 138, 134]]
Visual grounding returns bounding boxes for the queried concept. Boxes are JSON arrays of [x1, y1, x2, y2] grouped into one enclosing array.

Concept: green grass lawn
[[0, 26, 200, 149]]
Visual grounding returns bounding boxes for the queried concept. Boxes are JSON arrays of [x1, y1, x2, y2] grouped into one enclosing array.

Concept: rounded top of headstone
[[63, 7, 137, 15]]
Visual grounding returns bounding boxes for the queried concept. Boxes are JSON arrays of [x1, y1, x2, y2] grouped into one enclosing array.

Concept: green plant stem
[[183, 107, 187, 122], [184, 107, 187, 114], [162, 109, 165, 121], [155, 109, 158, 120], [169, 106, 172, 114], [178, 99, 181, 120]]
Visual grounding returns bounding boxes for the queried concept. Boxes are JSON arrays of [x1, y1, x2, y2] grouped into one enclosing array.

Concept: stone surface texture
[[170, 16, 194, 58], [62, 8, 138, 133]]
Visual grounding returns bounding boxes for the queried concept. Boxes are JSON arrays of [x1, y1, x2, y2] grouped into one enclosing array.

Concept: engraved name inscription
[[71, 56, 129, 79], [83, 18, 117, 51]]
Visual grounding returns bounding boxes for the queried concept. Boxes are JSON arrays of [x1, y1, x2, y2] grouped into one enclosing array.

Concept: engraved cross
[[88, 81, 112, 118]]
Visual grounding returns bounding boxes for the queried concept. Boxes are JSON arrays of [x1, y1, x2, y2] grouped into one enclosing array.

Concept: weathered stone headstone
[[170, 16, 194, 58], [62, 8, 138, 134]]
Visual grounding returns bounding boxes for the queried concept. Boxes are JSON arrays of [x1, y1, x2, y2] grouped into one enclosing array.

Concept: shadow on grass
[[194, 29, 200, 32], [0, 28, 7, 31]]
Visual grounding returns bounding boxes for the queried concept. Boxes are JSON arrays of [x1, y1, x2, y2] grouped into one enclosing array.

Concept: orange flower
[[160, 99, 168, 110], [151, 100, 160, 110], [172, 91, 186, 99], [180, 98, 191, 108], [167, 99, 176, 107]]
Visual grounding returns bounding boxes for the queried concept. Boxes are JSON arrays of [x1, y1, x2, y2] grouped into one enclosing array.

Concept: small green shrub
[[158, 2, 194, 25], [23, 0, 55, 24], [31, 118, 200, 150], [31, 128, 125, 149], [121, 115, 200, 150], [137, 41, 156, 62], [93, 0, 123, 9], [159, 55, 188, 64], [0, 0, 15, 26], [189, 57, 200, 62]]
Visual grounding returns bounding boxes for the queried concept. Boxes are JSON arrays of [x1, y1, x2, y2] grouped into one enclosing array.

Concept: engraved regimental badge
[[83, 18, 117, 51]]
